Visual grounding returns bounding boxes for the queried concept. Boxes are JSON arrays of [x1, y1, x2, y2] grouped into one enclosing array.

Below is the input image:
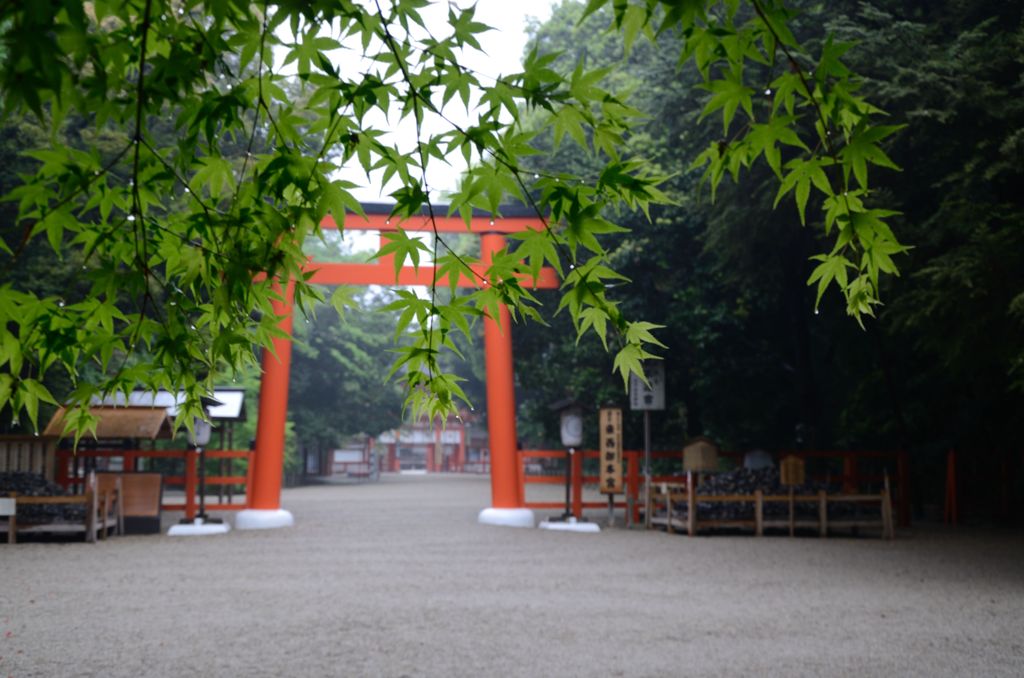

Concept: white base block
[[234, 508, 295, 530], [478, 507, 536, 528], [167, 519, 231, 537], [538, 518, 601, 533]]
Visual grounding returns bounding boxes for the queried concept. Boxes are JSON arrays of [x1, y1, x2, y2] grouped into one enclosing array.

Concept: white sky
[[325, 1, 556, 203], [280, 1, 558, 275]]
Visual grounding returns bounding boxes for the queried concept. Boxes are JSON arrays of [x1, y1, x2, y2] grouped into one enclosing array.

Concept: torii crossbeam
[[235, 203, 559, 530]]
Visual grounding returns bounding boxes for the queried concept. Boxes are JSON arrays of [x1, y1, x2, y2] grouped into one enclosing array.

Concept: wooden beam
[[321, 213, 549, 235], [303, 261, 560, 289]]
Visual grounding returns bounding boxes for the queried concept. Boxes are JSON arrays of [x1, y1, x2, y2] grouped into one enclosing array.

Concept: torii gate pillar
[[236, 281, 296, 530], [478, 233, 535, 528]]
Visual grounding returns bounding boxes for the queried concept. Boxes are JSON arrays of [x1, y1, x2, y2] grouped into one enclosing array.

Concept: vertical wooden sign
[[600, 407, 623, 494]]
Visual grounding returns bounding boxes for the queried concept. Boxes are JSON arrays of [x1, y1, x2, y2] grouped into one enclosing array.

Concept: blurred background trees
[[511, 0, 1023, 519]]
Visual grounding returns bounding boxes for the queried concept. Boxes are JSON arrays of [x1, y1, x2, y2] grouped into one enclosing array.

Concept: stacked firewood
[[0, 472, 86, 522], [670, 467, 880, 521]]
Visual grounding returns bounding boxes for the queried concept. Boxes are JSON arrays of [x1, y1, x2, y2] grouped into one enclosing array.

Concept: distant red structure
[[377, 416, 489, 474]]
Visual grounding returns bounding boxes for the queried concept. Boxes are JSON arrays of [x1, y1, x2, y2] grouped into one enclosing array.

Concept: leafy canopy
[[0, 0, 900, 435]]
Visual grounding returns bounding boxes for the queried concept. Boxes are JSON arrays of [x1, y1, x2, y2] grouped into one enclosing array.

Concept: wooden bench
[[98, 472, 162, 534], [1, 472, 119, 543], [647, 482, 689, 534], [96, 473, 124, 536]]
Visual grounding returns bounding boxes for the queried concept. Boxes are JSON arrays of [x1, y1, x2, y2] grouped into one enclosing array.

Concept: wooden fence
[[518, 448, 910, 528]]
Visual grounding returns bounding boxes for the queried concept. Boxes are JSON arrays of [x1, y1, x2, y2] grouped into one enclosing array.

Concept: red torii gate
[[234, 204, 558, 529]]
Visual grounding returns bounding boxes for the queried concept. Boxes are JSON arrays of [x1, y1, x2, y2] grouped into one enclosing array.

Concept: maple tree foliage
[[0, 1, 900, 438]]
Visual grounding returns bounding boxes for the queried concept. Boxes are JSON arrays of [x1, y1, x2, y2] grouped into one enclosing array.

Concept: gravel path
[[2, 473, 1022, 677]]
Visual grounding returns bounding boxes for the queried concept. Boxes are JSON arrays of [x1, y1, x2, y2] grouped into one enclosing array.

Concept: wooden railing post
[[818, 490, 828, 537], [897, 449, 911, 527], [944, 448, 958, 526], [571, 449, 584, 518], [686, 471, 696, 536], [627, 451, 639, 526], [245, 451, 255, 507], [184, 451, 197, 521], [56, 449, 70, 490], [842, 455, 857, 493], [84, 472, 97, 544], [755, 489, 764, 537]]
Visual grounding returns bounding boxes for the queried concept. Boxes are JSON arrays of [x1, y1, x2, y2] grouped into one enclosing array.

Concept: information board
[[629, 362, 665, 411], [599, 407, 623, 494]]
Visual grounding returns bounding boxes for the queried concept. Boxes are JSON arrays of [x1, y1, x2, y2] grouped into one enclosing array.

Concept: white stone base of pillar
[[477, 507, 535, 528], [538, 518, 601, 533], [235, 508, 295, 530], [167, 518, 231, 536]]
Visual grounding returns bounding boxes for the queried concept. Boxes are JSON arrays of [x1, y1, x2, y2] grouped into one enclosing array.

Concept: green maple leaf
[[839, 124, 904, 189], [746, 115, 808, 177], [509, 227, 563, 281], [774, 156, 834, 224], [807, 253, 853, 307], [700, 75, 755, 133], [374, 230, 431, 279], [612, 344, 659, 391]]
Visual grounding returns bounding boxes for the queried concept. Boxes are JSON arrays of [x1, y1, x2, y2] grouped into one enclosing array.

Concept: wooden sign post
[[600, 407, 623, 526], [630, 363, 665, 529]]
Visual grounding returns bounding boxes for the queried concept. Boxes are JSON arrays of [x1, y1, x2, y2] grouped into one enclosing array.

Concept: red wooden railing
[[55, 448, 253, 520]]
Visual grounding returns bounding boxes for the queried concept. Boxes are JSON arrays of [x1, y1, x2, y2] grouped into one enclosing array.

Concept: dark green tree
[[515, 0, 1023, 519]]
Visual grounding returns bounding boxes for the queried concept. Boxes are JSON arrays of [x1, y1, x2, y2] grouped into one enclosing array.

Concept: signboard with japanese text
[[599, 407, 623, 494], [629, 362, 665, 411]]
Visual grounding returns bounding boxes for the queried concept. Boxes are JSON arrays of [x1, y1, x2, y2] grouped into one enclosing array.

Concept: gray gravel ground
[[2, 473, 1023, 677]]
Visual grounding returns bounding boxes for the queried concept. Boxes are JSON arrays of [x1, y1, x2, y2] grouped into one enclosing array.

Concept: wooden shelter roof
[[93, 389, 247, 422], [43, 406, 174, 440]]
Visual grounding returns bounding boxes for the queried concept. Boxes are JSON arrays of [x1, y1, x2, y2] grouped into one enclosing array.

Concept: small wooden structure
[[780, 455, 806, 487], [682, 436, 719, 473], [647, 471, 895, 539], [44, 405, 175, 490]]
